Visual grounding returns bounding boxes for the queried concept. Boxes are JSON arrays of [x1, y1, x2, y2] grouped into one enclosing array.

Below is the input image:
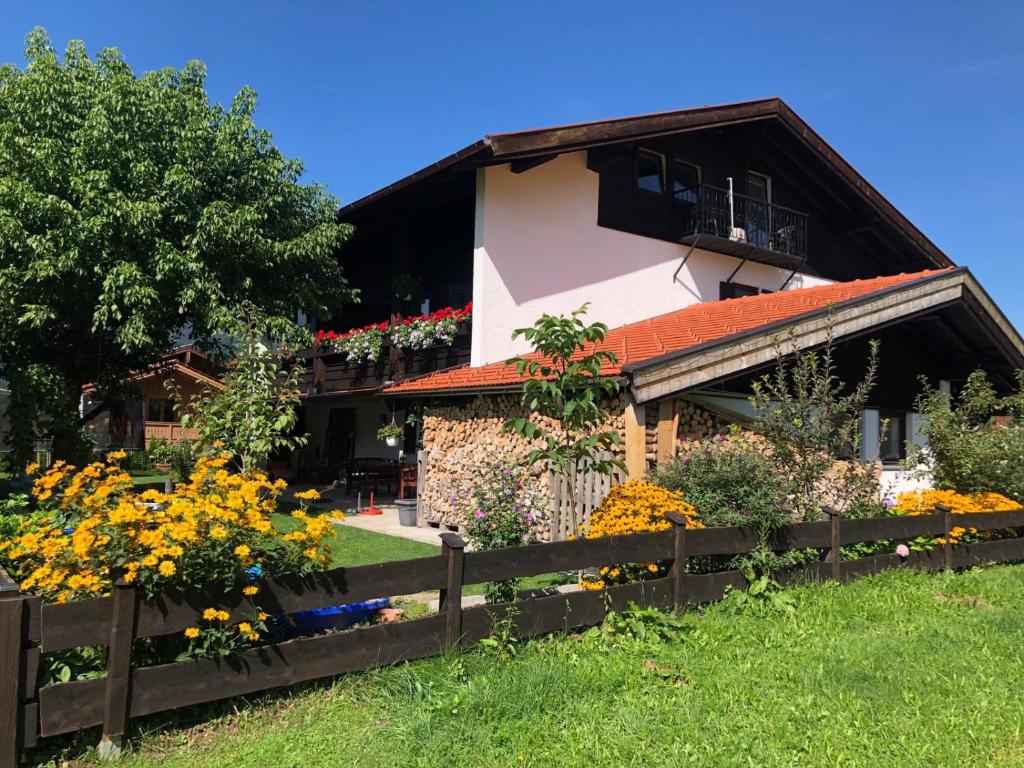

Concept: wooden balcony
[[144, 422, 199, 445], [297, 324, 471, 396]]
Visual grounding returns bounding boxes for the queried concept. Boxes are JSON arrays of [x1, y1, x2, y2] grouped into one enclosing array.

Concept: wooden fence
[[547, 452, 625, 541], [3, 505, 1024, 765]]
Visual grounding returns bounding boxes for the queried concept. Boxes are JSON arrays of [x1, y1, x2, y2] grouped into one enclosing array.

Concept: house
[[298, 98, 1023, 534], [83, 346, 223, 452]]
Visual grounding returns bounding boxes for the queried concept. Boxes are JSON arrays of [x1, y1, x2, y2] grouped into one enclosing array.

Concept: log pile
[[675, 398, 732, 447], [420, 393, 627, 532]]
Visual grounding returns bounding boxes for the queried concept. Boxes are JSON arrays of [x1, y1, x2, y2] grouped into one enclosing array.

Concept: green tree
[[0, 28, 354, 467], [175, 304, 307, 474], [751, 324, 882, 523], [909, 369, 1024, 502], [504, 304, 624, 535]]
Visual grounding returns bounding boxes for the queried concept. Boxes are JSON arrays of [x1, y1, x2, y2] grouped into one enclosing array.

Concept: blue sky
[[4, 1, 1024, 325]]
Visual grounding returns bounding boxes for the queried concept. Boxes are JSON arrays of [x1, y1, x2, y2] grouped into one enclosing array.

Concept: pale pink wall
[[471, 152, 832, 366]]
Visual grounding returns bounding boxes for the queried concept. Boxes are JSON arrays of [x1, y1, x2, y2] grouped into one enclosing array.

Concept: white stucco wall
[[471, 152, 833, 367]]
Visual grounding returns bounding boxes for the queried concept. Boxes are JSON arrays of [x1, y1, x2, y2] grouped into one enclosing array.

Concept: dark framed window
[[636, 149, 665, 193], [672, 160, 701, 202], [879, 410, 906, 462], [147, 397, 177, 422], [719, 282, 765, 300]]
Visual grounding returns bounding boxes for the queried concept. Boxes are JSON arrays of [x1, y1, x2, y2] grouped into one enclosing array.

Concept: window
[[719, 282, 766, 300], [879, 410, 906, 462], [746, 170, 771, 203], [672, 160, 701, 202], [636, 149, 664, 193], [147, 397, 177, 423]]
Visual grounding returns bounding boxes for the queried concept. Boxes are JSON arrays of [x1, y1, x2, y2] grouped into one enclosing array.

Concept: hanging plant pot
[[385, 436, 399, 448]]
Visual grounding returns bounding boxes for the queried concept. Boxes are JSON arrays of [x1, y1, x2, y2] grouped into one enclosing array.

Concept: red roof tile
[[385, 269, 953, 395]]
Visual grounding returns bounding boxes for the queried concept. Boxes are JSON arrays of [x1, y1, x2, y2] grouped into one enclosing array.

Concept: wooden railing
[[3, 505, 1024, 764]]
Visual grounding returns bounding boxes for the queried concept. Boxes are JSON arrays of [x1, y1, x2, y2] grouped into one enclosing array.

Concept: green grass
[[45, 564, 1024, 767], [129, 474, 168, 487]]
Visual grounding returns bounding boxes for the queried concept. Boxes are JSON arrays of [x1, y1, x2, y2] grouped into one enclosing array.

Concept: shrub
[[893, 488, 1019, 547], [459, 457, 546, 604], [581, 481, 701, 590], [0, 451, 334, 605], [651, 433, 782, 528], [909, 370, 1024, 503]]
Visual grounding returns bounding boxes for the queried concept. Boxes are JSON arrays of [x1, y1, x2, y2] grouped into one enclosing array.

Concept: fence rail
[[3, 505, 1024, 764]]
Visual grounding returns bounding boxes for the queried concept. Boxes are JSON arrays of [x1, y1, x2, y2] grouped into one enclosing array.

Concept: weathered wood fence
[[3, 505, 1024, 765], [547, 452, 625, 540]]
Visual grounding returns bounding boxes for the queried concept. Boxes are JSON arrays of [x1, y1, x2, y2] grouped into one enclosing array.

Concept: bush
[[581, 480, 701, 590], [459, 456, 546, 604], [652, 434, 782, 528], [893, 488, 1019, 548], [910, 370, 1024, 503], [0, 451, 334, 605]]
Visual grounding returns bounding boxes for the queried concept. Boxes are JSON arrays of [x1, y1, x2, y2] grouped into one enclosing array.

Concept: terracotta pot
[[154, 462, 172, 474]]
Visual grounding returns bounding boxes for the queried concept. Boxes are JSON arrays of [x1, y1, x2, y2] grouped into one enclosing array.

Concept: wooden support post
[[655, 399, 678, 466], [439, 533, 466, 649], [624, 397, 647, 480], [99, 578, 138, 760], [666, 511, 689, 612], [829, 511, 842, 582], [937, 504, 952, 571], [0, 594, 24, 768]]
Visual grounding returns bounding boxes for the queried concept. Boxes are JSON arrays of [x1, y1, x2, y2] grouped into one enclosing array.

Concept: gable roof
[[340, 98, 952, 269], [384, 267, 1015, 399]]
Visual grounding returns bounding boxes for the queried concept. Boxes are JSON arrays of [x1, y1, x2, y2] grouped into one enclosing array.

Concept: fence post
[[0, 591, 25, 768], [937, 504, 952, 571], [438, 533, 466, 649], [98, 578, 138, 760], [828, 510, 842, 582], [665, 512, 689, 612]]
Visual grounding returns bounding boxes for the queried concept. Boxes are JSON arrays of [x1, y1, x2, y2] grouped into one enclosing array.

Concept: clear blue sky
[[4, 1, 1023, 325]]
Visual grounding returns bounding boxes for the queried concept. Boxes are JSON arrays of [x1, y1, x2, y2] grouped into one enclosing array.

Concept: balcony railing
[[297, 322, 472, 395], [672, 183, 809, 264]]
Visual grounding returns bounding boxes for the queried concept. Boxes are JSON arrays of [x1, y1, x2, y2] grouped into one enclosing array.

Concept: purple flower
[[682, 457, 691, 467], [525, 513, 535, 522], [474, 510, 485, 519], [449, 494, 458, 505], [895, 543, 910, 558], [883, 497, 896, 509]]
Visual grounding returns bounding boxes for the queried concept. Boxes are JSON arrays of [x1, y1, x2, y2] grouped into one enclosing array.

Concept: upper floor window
[[746, 170, 772, 203], [147, 397, 177, 423], [719, 282, 769, 300], [672, 160, 701, 202], [636, 149, 664, 193]]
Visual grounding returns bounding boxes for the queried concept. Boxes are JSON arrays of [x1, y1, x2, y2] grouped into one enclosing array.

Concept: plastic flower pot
[[385, 436, 399, 448], [396, 498, 417, 527], [278, 597, 391, 638]]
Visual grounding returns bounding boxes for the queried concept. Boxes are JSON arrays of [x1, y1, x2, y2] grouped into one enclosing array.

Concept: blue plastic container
[[281, 597, 391, 637]]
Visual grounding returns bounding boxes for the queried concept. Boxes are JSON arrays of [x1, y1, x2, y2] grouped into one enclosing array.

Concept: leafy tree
[[175, 304, 307, 474], [751, 323, 882, 523], [504, 304, 624, 535], [0, 28, 354, 467], [909, 369, 1024, 502]]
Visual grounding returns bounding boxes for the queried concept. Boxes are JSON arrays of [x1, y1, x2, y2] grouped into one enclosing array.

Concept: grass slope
[[45, 564, 1024, 767]]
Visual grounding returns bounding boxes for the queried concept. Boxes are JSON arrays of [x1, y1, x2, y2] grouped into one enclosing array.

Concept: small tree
[[751, 323, 882, 523], [504, 304, 624, 535], [176, 305, 307, 474], [909, 369, 1024, 502]]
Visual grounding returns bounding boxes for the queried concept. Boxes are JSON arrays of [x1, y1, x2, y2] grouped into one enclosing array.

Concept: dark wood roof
[[338, 97, 952, 269]]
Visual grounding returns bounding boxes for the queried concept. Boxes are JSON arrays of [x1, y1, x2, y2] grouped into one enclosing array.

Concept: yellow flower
[[243, 585, 259, 596], [294, 489, 321, 501], [202, 608, 218, 621], [158, 561, 176, 577], [247, 631, 260, 641], [210, 525, 228, 540], [216, 610, 230, 622], [142, 555, 158, 568], [257, 611, 269, 621], [24, 462, 39, 475], [105, 449, 128, 462], [184, 627, 200, 639], [234, 544, 251, 559], [238, 622, 253, 634]]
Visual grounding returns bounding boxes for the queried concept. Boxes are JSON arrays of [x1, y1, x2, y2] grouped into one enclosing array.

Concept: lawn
[[44, 564, 1024, 767]]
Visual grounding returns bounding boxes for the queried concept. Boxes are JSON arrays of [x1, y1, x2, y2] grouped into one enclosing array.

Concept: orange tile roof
[[386, 268, 953, 395]]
